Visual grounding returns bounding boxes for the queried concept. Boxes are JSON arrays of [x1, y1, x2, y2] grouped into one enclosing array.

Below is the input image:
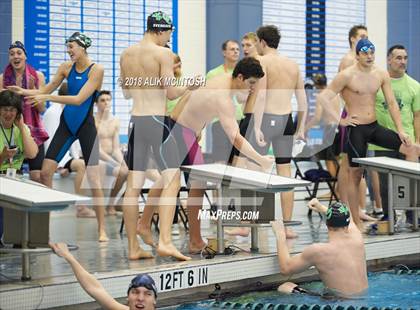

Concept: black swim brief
[[345, 121, 402, 167]]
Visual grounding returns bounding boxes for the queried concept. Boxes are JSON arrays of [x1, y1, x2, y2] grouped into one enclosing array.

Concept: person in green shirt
[[370, 45, 420, 221], [207, 39, 242, 163], [0, 90, 38, 244], [166, 53, 182, 115], [0, 90, 38, 173]]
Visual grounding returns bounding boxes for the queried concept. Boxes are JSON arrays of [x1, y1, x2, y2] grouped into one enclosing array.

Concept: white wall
[[178, 0, 206, 76], [366, 0, 387, 69], [12, 0, 24, 42]]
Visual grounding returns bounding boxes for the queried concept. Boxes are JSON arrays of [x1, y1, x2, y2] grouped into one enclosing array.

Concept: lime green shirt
[[166, 97, 180, 115], [369, 74, 420, 151], [166, 77, 182, 115], [0, 124, 29, 171], [206, 64, 244, 121]]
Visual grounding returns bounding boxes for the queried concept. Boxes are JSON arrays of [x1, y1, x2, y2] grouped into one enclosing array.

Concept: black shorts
[[233, 113, 253, 157], [345, 121, 402, 167], [211, 120, 232, 163], [125, 115, 179, 172], [250, 113, 295, 165], [317, 125, 341, 160], [46, 113, 99, 166], [26, 144, 45, 171]]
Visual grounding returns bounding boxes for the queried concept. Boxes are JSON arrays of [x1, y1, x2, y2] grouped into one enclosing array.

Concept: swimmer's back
[[312, 234, 368, 296], [120, 42, 171, 116], [261, 54, 299, 115]]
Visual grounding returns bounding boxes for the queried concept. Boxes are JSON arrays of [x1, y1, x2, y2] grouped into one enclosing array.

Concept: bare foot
[[277, 282, 298, 294], [98, 230, 109, 242], [107, 206, 117, 216], [189, 239, 207, 254], [137, 226, 156, 247], [157, 243, 191, 261], [76, 206, 96, 218], [285, 227, 298, 239], [225, 227, 250, 237], [359, 210, 377, 222], [128, 247, 154, 260], [58, 167, 69, 177]]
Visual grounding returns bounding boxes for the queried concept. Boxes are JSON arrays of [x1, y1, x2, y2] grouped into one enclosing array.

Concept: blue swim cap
[[127, 274, 158, 298], [356, 39, 375, 54], [326, 202, 350, 228]]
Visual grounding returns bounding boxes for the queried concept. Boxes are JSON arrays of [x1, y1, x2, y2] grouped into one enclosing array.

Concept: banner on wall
[[24, 0, 178, 140]]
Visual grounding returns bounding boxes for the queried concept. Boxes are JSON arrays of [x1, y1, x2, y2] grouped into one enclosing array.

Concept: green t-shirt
[[369, 74, 420, 151], [0, 124, 29, 171], [166, 77, 183, 115], [166, 97, 180, 115], [206, 64, 244, 121]]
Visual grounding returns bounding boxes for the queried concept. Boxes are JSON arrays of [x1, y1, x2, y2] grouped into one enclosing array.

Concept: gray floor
[[1, 175, 331, 284], [1, 170, 419, 309]]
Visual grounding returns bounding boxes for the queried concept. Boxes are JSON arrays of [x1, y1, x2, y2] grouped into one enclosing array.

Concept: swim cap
[[147, 11, 174, 31], [9, 41, 27, 55], [356, 39, 375, 54], [66, 32, 92, 49], [326, 202, 350, 228], [127, 274, 157, 298]]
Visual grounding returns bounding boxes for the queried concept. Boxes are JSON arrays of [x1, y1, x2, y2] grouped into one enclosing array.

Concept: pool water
[[167, 272, 420, 309]]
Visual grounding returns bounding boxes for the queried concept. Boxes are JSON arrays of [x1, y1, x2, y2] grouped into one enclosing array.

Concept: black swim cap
[[147, 11, 174, 31], [326, 202, 350, 228], [127, 274, 157, 298], [9, 41, 27, 55]]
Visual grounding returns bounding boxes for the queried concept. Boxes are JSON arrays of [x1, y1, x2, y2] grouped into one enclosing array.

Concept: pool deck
[[1, 174, 419, 309]]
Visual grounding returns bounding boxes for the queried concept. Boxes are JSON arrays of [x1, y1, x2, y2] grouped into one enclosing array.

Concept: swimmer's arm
[[243, 88, 256, 112], [317, 73, 347, 119], [218, 98, 265, 166], [295, 71, 308, 137], [111, 120, 125, 163], [50, 243, 128, 310], [253, 64, 267, 132], [0, 74, 3, 90], [99, 148, 118, 166], [160, 50, 188, 100], [271, 221, 315, 275], [305, 101, 323, 131], [119, 54, 132, 99], [311, 198, 358, 233], [8, 63, 67, 96], [36, 64, 104, 106], [381, 73, 404, 133], [41, 63, 68, 94]]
